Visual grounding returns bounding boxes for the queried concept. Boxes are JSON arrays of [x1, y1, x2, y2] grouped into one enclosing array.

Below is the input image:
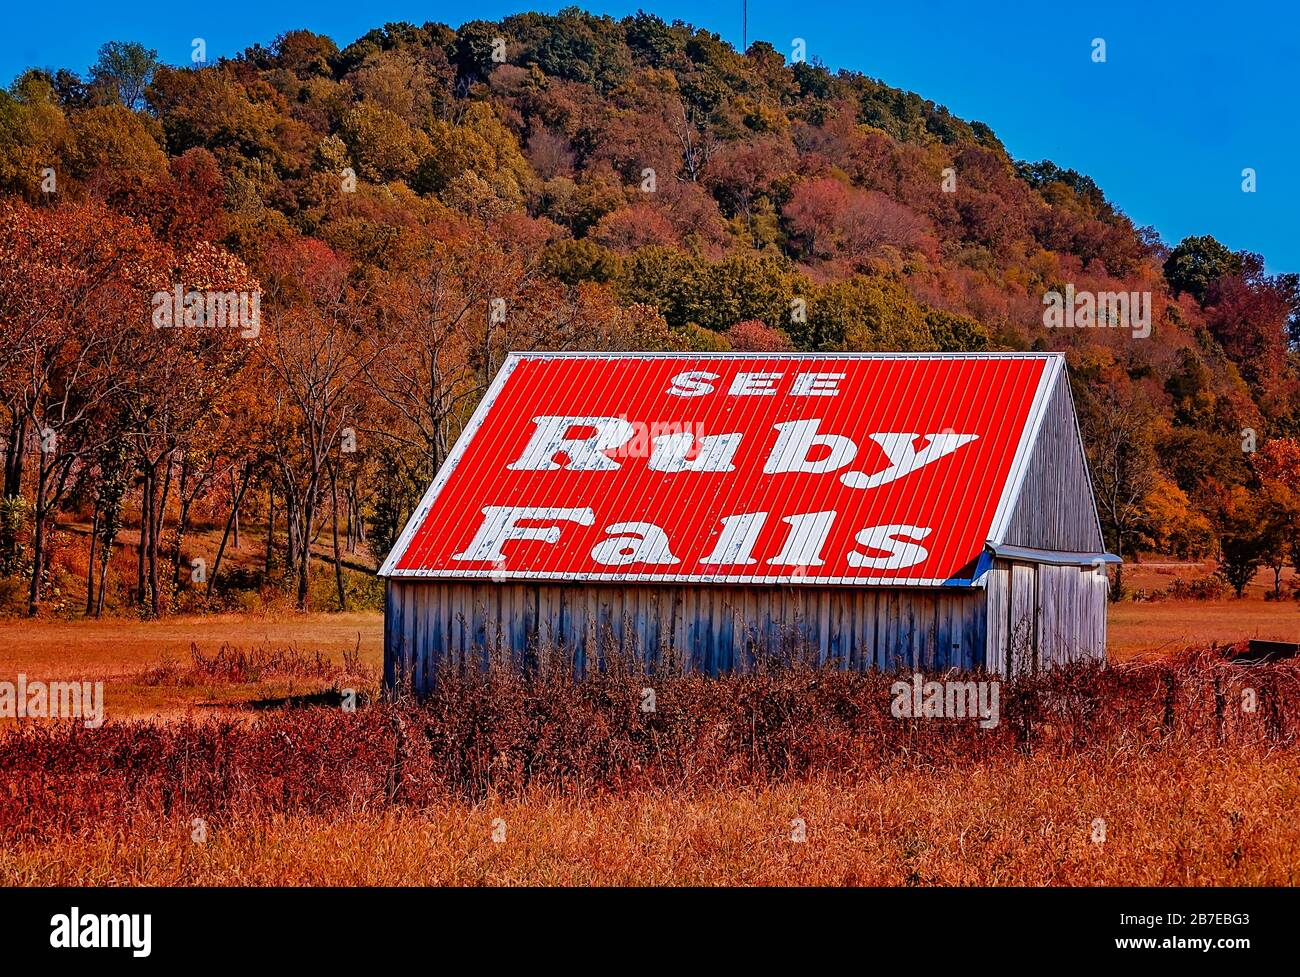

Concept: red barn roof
[[380, 352, 1071, 586]]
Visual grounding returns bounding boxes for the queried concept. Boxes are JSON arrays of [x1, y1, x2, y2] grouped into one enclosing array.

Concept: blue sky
[[4, 0, 1295, 272]]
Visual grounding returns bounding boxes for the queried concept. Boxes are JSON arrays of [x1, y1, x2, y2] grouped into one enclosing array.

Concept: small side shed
[[380, 352, 1116, 691]]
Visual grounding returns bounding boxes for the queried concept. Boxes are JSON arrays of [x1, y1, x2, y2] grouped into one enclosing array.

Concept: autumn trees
[[1164, 236, 1244, 305], [88, 42, 159, 111], [0, 11, 1296, 615], [0, 201, 170, 611], [0, 194, 675, 615], [0, 198, 275, 614], [1079, 379, 1159, 599], [783, 176, 933, 266], [1251, 439, 1300, 597], [255, 239, 375, 609], [127, 242, 261, 616], [1078, 345, 1298, 600], [0, 202, 356, 614]]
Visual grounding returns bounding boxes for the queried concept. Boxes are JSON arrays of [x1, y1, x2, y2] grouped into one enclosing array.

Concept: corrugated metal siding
[[1000, 370, 1106, 553], [384, 352, 1055, 586], [387, 579, 987, 692]]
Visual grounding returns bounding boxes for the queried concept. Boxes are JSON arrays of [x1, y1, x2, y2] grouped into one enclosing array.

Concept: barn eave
[[988, 543, 1120, 566]]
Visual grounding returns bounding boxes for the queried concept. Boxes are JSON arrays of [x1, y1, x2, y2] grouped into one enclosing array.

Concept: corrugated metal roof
[[381, 352, 1062, 586]]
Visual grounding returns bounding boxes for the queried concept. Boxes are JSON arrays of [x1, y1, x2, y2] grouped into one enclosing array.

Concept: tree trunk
[[1, 410, 28, 569], [174, 494, 192, 587], [85, 503, 100, 616], [231, 468, 241, 549], [136, 470, 149, 607], [26, 457, 49, 616], [144, 472, 157, 615], [146, 457, 172, 618], [329, 461, 346, 611], [296, 493, 314, 610], [172, 455, 189, 585], [2, 410, 26, 499], [285, 494, 298, 579], [265, 485, 275, 576], [208, 463, 252, 597], [344, 484, 355, 554], [95, 534, 111, 617]]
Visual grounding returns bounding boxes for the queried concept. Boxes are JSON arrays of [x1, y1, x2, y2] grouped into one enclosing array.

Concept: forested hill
[[2, 9, 1298, 610]]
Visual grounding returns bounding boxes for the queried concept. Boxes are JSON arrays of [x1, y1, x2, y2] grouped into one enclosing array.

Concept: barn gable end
[[982, 363, 1112, 673], [996, 365, 1105, 555]]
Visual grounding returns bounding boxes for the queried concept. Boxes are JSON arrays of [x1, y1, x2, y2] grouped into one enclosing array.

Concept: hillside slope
[[2, 9, 1298, 609]]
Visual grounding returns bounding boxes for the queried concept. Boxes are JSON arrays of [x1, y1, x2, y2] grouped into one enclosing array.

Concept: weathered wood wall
[[983, 559, 1108, 673], [385, 580, 989, 693], [386, 562, 1108, 691], [1002, 370, 1106, 553]]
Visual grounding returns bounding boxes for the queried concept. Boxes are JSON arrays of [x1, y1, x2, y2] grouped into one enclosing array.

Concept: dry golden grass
[[2, 582, 1295, 713], [0, 591, 1293, 721], [1106, 562, 1298, 661], [1, 593, 1296, 886], [3, 744, 1295, 886], [0, 611, 383, 718], [1109, 601, 1299, 661], [0, 610, 383, 675], [3, 646, 1298, 886]]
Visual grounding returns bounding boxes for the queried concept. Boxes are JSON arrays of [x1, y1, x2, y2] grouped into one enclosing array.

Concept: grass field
[[5, 748, 1297, 885], [1, 590, 1295, 716], [1, 562, 1296, 887], [1108, 600, 1299, 660], [0, 611, 383, 718], [1108, 562, 1297, 659]]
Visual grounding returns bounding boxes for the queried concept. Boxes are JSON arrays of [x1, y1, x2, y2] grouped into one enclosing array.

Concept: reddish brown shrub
[[0, 646, 1295, 843]]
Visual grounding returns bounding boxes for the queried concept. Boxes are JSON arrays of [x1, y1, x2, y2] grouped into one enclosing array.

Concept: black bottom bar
[[0, 886, 1286, 965]]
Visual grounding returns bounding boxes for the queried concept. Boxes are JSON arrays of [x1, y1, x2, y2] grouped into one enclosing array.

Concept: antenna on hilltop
[[743, 0, 748, 52]]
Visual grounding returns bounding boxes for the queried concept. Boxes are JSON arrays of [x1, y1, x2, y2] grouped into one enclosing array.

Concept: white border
[[379, 350, 1063, 585]]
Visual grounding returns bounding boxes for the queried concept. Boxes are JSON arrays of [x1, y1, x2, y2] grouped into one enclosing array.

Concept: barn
[[379, 351, 1117, 692]]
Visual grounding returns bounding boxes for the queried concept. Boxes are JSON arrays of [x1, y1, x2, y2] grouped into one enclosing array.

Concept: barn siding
[[984, 563, 1009, 675], [983, 558, 1107, 676], [388, 566, 1105, 690], [386, 580, 988, 693], [1002, 371, 1106, 553]]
